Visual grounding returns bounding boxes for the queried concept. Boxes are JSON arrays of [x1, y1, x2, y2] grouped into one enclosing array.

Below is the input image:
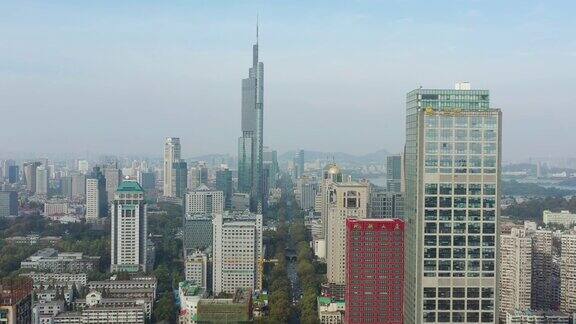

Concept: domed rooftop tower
[[323, 163, 343, 183]]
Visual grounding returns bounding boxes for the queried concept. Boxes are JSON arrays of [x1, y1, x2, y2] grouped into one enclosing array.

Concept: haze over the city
[[1, 0, 574, 160]]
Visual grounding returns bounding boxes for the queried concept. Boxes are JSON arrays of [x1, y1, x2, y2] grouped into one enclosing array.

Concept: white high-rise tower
[[111, 180, 148, 272], [163, 137, 181, 197]]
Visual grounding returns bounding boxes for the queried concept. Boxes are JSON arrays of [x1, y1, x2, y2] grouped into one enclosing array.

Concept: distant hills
[[278, 149, 393, 164]]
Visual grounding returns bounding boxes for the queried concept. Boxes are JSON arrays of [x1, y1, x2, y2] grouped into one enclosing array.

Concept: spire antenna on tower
[[256, 13, 259, 44]]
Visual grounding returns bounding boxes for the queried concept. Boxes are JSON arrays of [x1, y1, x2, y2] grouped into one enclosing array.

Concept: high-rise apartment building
[[370, 187, 404, 219], [23, 161, 41, 193], [185, 185, 224, 215], [387, 154, 403, 193], [1, 159, 15, 180], [531, 230, 559, 310], [345, 218, 404, 324], [163, 137, 181, 197], [183, 214, 213, 253], [77, 160, 89, 174], [404, 83, 501, 324], [326, 180, 369, 286], [0, 191, 18, 217], [215, 168, 233, 210], [188, 164, 208, 190], [499, 228, 532, 320], [7, 165, 19, 184], [185, 250, 208, 290], [35, 166, 49, 196], [294, 149, 305, 178], [263, 147, 279, 190], [60, 176, 73, 198], [110, 180, 148, 272], [85, 179, 100, 222], [104, 167, 122, 204], [85, 167, 107, 222], [138, 171, 156, 191], [71, 173, 86, 198], [238, 29, 264, 212], [560, 233, 576, 314], [212, 212, 263, 295], [296, 176, 318, 211], [172, 161, 188, 198]]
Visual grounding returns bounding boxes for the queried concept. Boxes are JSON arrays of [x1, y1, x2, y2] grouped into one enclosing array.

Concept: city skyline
[[1, 1, 575, 160], [3, 2, 576, 323]]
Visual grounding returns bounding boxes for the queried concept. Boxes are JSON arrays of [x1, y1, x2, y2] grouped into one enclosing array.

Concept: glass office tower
[[404, 83, 501, 323], [238, 31, 264, 212]]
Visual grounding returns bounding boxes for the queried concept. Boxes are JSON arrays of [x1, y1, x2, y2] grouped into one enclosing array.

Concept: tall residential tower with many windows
[[403, 83, 501, 323]]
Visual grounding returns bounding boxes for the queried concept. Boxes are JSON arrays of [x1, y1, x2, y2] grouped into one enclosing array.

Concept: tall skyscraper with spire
[[238, 21, 264, 212]]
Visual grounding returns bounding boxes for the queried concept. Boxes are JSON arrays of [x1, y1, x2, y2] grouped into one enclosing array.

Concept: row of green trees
[[291, 220, 321, 324], [504, 196, 576, 221], [0, 214, 112, 277], [149, 203, 184, 323], [267, 221, 293, 322], [503, 180, 575, 197]]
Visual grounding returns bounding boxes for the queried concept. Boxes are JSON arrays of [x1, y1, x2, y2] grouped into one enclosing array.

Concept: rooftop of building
[[185, 213, 213, 221], [191, 184, 211, 191], [54, 311, 82, 318], [407, 83, 489, 95], [317, 296, 344, 307], [323, 163, 342, 174], [198, 289, 251, 306], [212, 210, 262, 223], [116, 180, 144, 193], [330, 179, 369, 188], [507, 309, 570, 317], [88, 278, 157, 285], [346, 218, 405, 231], [544, 210, 575, 215], [23, 248, 100, 263], [179, 281, 204, 297]]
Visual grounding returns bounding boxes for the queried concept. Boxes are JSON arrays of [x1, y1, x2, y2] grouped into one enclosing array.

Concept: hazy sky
[[1, 1, 574, 160]]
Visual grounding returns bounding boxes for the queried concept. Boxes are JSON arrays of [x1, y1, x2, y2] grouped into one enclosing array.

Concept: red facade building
[[345, 218, 404, 324]]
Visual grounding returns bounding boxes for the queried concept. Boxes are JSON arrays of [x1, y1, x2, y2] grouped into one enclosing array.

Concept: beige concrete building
[[499, 228, 532, 320], [325, 180, 369, 285], [212, 212, 263, 295], [185, 185, 224, 215], [317, 297, 344, 324], [85, 179, 100, 222], [319, 163, 343, 240], [44, 201, 69, 216], [560, 233, 576, 314], [543, 210, 576, 228], [295, 175, 318, 211], [185, 250, 208, 290], [504, 310, 571, 324]]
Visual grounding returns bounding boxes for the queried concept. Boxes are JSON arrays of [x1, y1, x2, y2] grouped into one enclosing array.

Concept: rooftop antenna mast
[[256, 13, 259, 45]]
